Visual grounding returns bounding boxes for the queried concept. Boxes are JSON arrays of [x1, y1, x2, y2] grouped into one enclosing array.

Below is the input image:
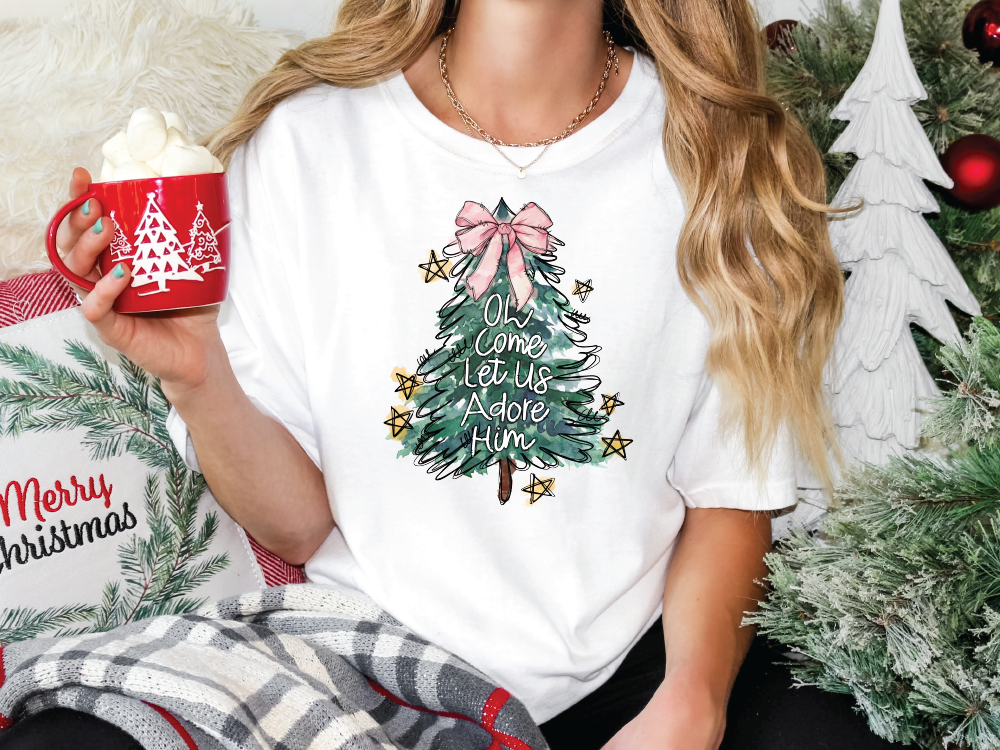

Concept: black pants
[[540, 619, 902, 750], [0, 621, 902, 750]]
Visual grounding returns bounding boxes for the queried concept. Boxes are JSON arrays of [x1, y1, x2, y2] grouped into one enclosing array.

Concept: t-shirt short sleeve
[[667, 374, 797, 512], [166, 124, 320, 471]]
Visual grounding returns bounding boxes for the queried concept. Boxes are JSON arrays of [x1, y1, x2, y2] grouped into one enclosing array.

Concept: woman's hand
[[601, 671, 725, 750], [58, 167, 223, 393]]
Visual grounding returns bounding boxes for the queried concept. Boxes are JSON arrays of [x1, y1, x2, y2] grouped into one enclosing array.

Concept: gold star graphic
[[419, 249, 450, 283], [600, 393, 625, 415], [384, 406, 414, 438], [600, 430, 634, 460], [394, 372, 422, 400], [522, 474, 555, 505], [572, 279, 594, 303]]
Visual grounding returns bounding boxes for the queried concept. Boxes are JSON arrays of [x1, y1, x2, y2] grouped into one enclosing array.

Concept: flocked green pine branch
[[0, 341, 229, 641], [924, 317, 1000, 449], [750, 320, 1000, 749]]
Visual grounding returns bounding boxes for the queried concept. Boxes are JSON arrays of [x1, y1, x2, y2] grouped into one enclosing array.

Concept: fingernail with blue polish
[[92, 217, 103, 234], [81, 200, 90, 216], [112, 264, 125, 279]]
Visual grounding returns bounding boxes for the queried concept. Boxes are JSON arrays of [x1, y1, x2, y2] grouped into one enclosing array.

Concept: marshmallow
[[113, 160, 158, 181], [159, 144, 215, 177], [100, 158, 115, 182], [147, 128, 191, 174], [101, 130, 128, 160], [102, 130, 132, 168], [163, 112, 188, 137], [126, 107, 168, 162], [165, 126, 191, 148], [98, 110, 224, 180], [146, 150, 166, 176], [106, 147, 133, 169]]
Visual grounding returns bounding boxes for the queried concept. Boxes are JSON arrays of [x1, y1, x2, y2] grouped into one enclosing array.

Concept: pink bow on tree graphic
[[449, 201, 557, 310]]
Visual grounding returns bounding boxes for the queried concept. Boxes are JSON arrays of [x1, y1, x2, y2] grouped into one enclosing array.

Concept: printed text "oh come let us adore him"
[[461, 294, 553, 455]]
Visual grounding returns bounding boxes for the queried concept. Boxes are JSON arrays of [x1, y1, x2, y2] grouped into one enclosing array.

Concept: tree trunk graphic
[[498, 457, 515, 505]]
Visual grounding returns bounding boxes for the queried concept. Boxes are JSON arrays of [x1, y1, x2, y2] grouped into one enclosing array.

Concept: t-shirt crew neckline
[[380, 50, 660, 176]]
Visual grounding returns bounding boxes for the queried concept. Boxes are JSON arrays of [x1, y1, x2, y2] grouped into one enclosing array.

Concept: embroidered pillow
[[0, 307, 265, 643]]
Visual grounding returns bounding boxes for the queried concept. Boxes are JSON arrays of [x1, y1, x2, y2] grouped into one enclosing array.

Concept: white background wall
[[0, 0, 825, 38]]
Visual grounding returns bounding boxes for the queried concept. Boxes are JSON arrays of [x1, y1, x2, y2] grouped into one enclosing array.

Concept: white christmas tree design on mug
[[185, 202, 225, 274], [130, 192, 203, 296], [108, 211, 135, 263]]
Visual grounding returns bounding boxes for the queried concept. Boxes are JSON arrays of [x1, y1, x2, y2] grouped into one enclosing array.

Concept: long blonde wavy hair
[[206, 0, 845, 486]]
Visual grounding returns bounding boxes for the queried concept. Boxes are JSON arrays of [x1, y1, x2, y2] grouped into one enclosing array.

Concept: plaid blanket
[[0, 583, 548, 750]]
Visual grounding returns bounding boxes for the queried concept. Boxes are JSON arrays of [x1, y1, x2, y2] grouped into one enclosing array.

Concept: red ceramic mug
[[47, 173, 230, 313]]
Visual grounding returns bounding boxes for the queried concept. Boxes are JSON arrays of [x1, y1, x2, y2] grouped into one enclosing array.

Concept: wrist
[[662, 612, 748, 708], [159, 337, 234, 409], [631, 673, 725, 750], [662, 659, 730, 715], [663, 671, 727, 746]]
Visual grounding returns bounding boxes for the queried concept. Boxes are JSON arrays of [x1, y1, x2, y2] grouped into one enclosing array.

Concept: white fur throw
[[0, 0, 302, 280]]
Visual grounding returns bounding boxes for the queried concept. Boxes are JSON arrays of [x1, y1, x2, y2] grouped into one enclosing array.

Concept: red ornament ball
[[941, 134, 1000, 210], [963, 0, 1000, 67], [765, 19, 801, 55]]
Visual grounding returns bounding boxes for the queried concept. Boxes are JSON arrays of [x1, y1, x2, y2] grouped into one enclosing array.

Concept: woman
[[11, 0, 845, 747]]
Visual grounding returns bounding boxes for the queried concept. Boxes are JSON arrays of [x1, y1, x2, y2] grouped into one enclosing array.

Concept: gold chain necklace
[[438, 26, 619, 178]]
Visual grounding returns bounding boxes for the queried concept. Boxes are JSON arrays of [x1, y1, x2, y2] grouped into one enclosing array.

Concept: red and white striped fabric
[[246, 536, 305, 587], [0, 271, 304, 587], [0, 270, 78, 328]]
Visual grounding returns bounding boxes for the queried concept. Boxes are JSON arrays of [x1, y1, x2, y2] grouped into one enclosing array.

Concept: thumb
[[80, 263, 135, 346]]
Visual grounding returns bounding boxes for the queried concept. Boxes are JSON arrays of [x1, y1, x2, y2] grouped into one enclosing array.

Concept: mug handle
[[47, 190, 99, 292]]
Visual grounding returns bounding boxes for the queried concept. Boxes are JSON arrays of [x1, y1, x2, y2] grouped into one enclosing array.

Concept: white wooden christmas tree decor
[[130, 192, 202, 296], [827, 0, 980, 467]]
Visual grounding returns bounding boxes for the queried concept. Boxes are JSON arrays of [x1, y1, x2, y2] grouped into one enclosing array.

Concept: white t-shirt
[[167, 52, 795, 722]]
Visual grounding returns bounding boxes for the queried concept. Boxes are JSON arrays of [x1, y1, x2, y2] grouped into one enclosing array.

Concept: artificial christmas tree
[[827, 0, 980, 467], [750, 318, 1000, 749], [397, 199, 611, 505], [751, 1, 1000, 746], [129, 192, 202, 296]]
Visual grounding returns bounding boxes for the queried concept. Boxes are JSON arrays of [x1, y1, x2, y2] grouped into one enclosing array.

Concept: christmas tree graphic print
[[130, 192, 203, 295], [396, 198, 618, 505]]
